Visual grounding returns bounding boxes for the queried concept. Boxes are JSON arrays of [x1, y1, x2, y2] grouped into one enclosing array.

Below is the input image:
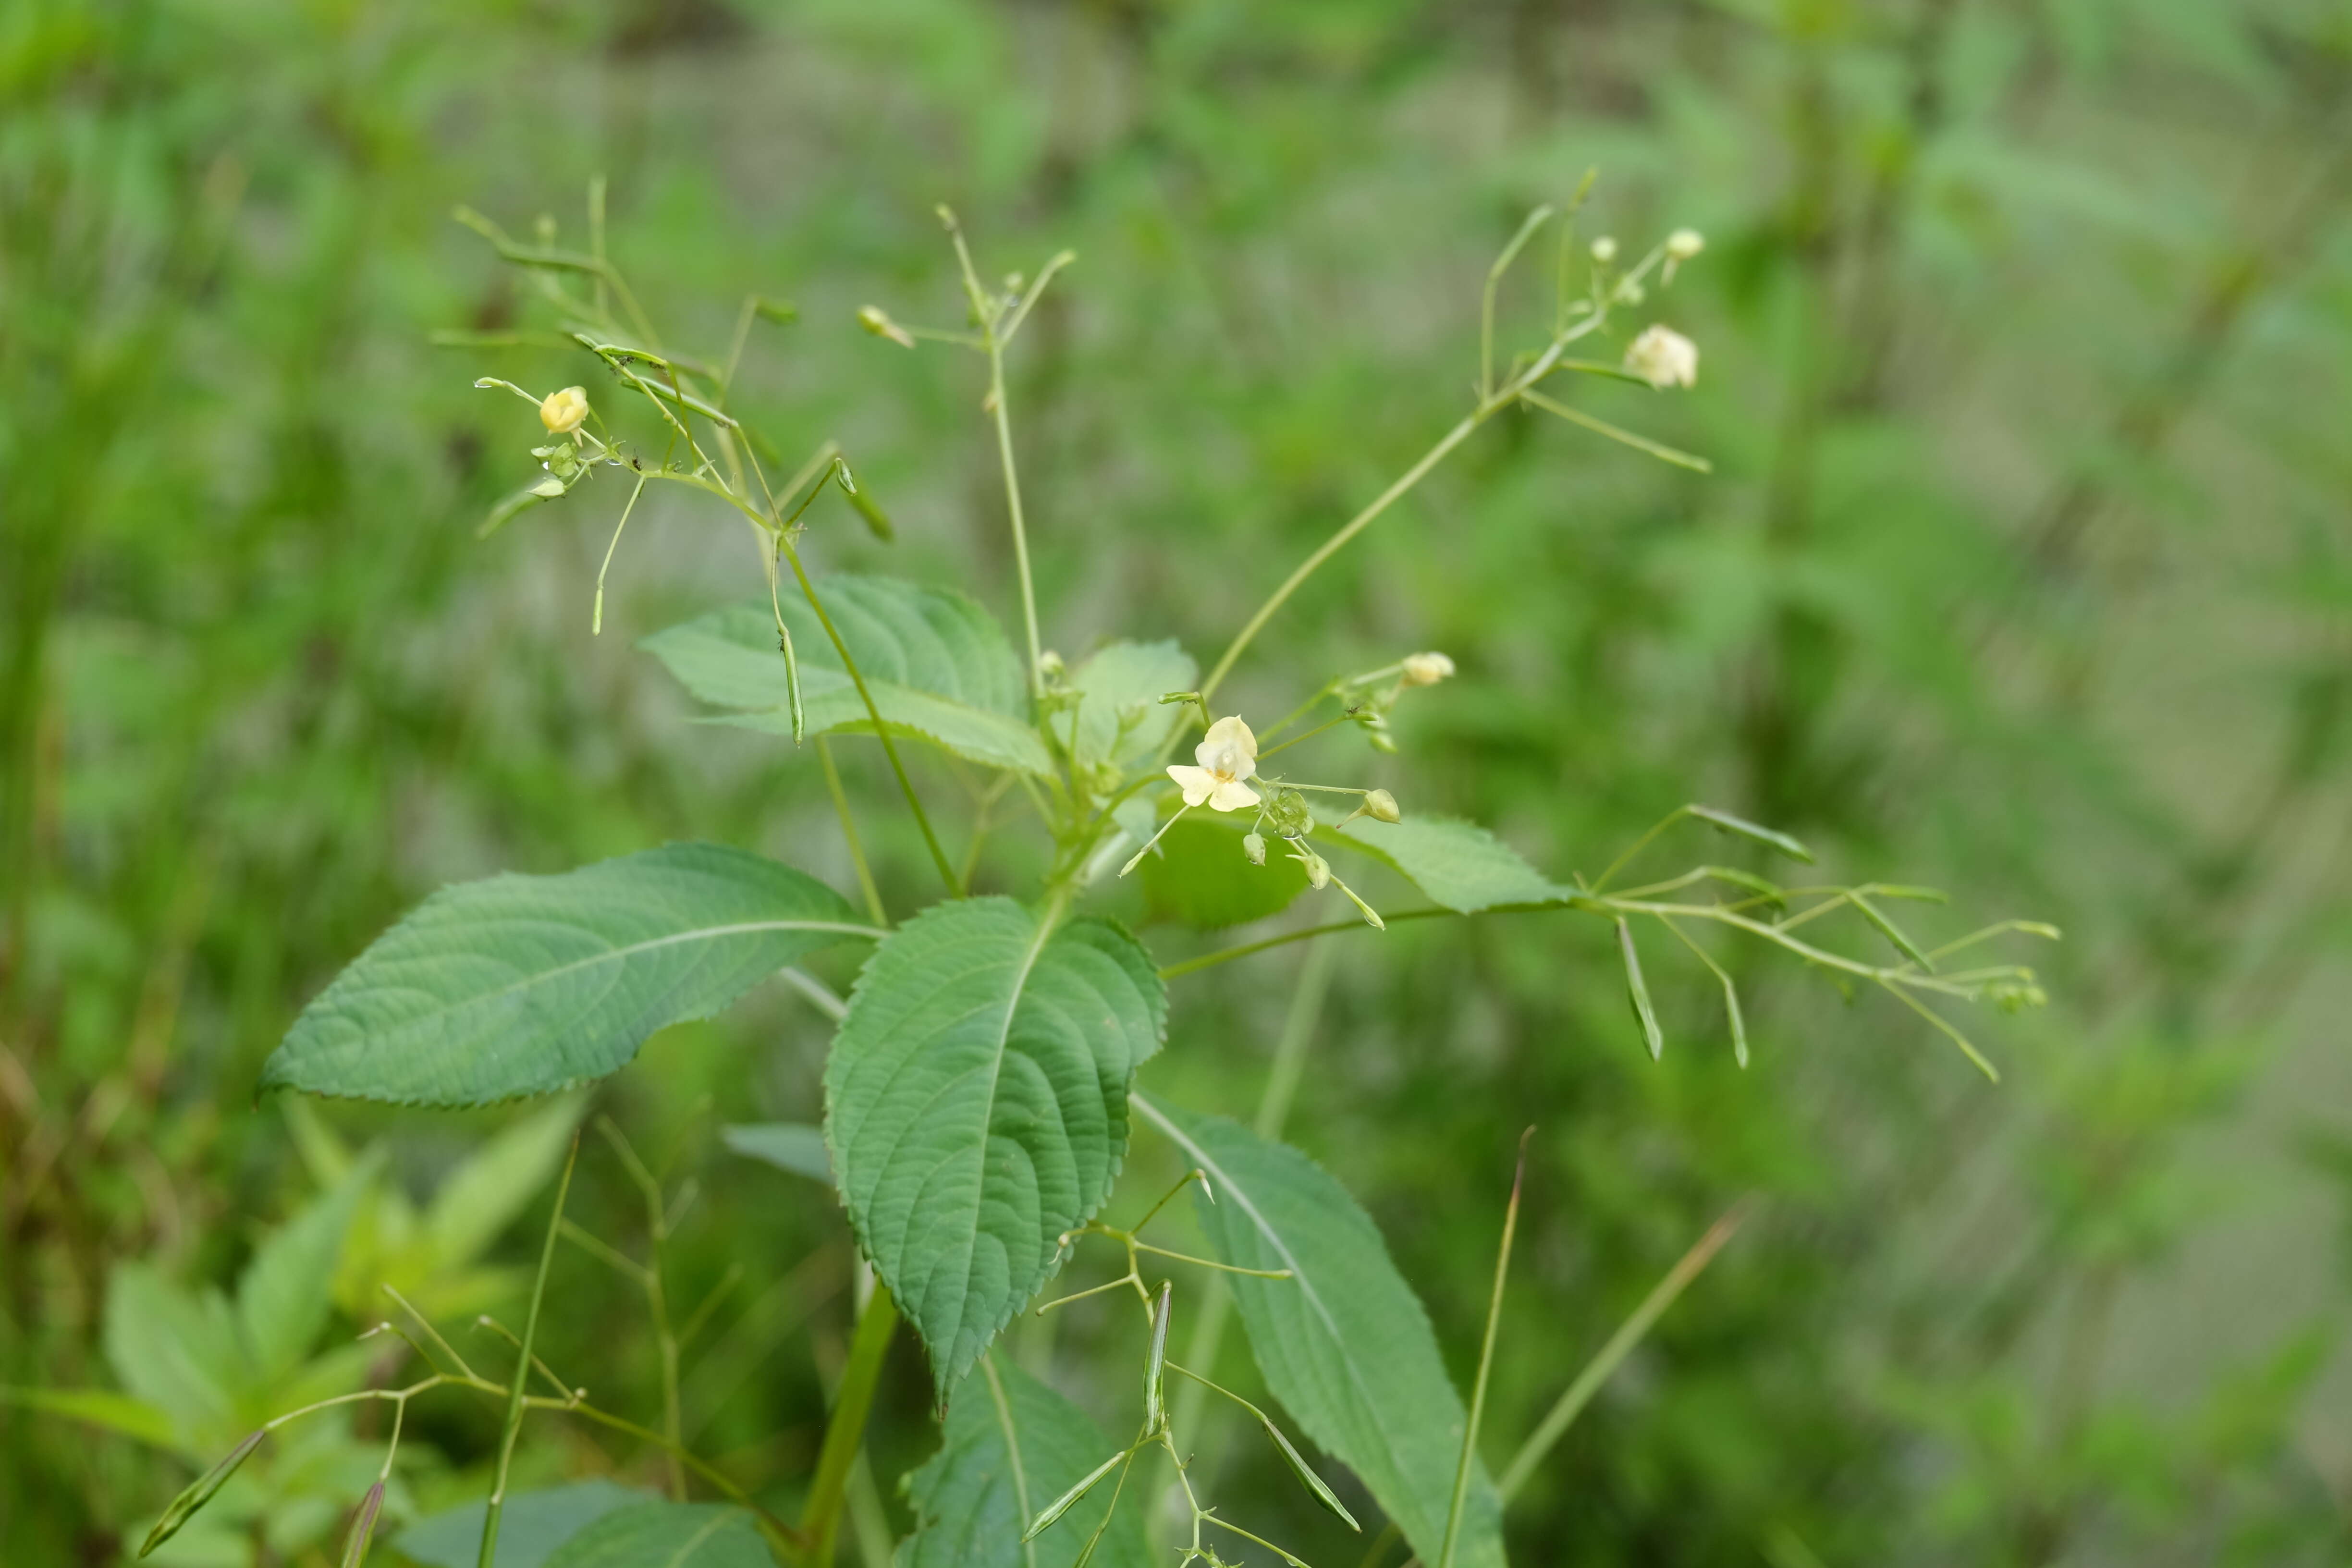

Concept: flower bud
[[1990, 979, 2049, 1014], [1362, 789, 1401, 823], [856, 305, 916, 348], [1590, 236, 1618, 264], [1401, 651, 1454, 687], [539, 386, 588, 434], [1623, 324, 1699, 390], [1665, 228, 1704, 261], [1038, 649, 1066, 681], [1242, 832, 1266, 866], [1300, 850, 1331, 891]]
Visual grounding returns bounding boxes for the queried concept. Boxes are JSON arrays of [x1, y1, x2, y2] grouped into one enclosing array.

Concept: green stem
[[818, 737, 889, 927], [635, 462, 958, 897], [774, 535, 963, 896], [1495, 1200, 1750, 1502], [800, 1283, 899, 1567], [987, 343, 1043, 702], [538, 1396, 802, 1548], [1198, 411, 1481, 705], [1161, 938, 1335, 1517], [1440, 1137, 1527, 1568], [478, 1134, 579, 1568], [1196, 309, 1607, 709], [942, 209, 1045, 700], [980, 1357, 1038, 1568], [1590, 804, 1691, 893], [1254, 712, 1353, 761], [1160, 908, 1475, 979]]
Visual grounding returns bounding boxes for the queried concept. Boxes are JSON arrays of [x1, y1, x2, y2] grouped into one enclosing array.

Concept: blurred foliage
[[3, 0, 2350, 1564]]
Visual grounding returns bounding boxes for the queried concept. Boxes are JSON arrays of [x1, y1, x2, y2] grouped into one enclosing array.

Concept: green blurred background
[[5, 0, 2351, 1562]]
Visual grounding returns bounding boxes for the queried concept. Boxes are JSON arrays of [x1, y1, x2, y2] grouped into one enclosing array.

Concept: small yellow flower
[[1623, 325, 1698, 390], [1401, 651, 1454, 687], [539, 386, 589, 434], [1167, 715, 1262, 812]]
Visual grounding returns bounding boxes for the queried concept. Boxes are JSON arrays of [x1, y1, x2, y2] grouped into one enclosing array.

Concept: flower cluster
[[1123, 646, 1463, 929]]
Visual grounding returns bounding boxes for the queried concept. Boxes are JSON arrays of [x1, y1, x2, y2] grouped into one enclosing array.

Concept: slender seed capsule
[[339, 1482, 386, 1568], [1262, 1416, 1361, 1531], [1143, 1281, 1173, 1434], [141, 1429, 266, 1557], [1024, 1450, 1127, 1541]]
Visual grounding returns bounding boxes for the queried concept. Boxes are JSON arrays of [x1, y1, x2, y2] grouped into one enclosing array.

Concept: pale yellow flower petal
[[1195, 715, 1258, 777], [1207, 777, 1261, 813], [539, 385, 589, 434], [1166, 765, 1218, 808], [1623, 325, 1698, 390]]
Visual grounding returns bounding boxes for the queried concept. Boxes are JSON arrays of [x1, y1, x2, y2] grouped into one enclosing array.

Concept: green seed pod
[[1242, 833, 1267, 866], [142, 1429, 266, 1557], [1362, 788, 1401, 823], [1261, 1416, 1361, 1531], [1143, 1281, 1172, 1433], [1024, 1450, 1127, 1542], [340, 1481, 386, 1568]]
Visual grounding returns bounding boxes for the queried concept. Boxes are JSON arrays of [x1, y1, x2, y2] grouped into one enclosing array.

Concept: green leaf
[[1135, 1097, 1507, 1568], [540, 1502, 771, 1568], [1069, 640, 1196, 767], [394, 1482, 659, 1568], [826, 898, 1167, 1399], [237, 1154, 377, 1387], [643, 576, 1053, 775], [1332, 815, 1569, 914], [1140, 817, 1311, 930], [102, 1264, 242, 1440], [902, 1357, 1154, 1568], [0, 1387, 184, 1452], [260, 843, 874, 1107], [722, 1121, 832, 1184]]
